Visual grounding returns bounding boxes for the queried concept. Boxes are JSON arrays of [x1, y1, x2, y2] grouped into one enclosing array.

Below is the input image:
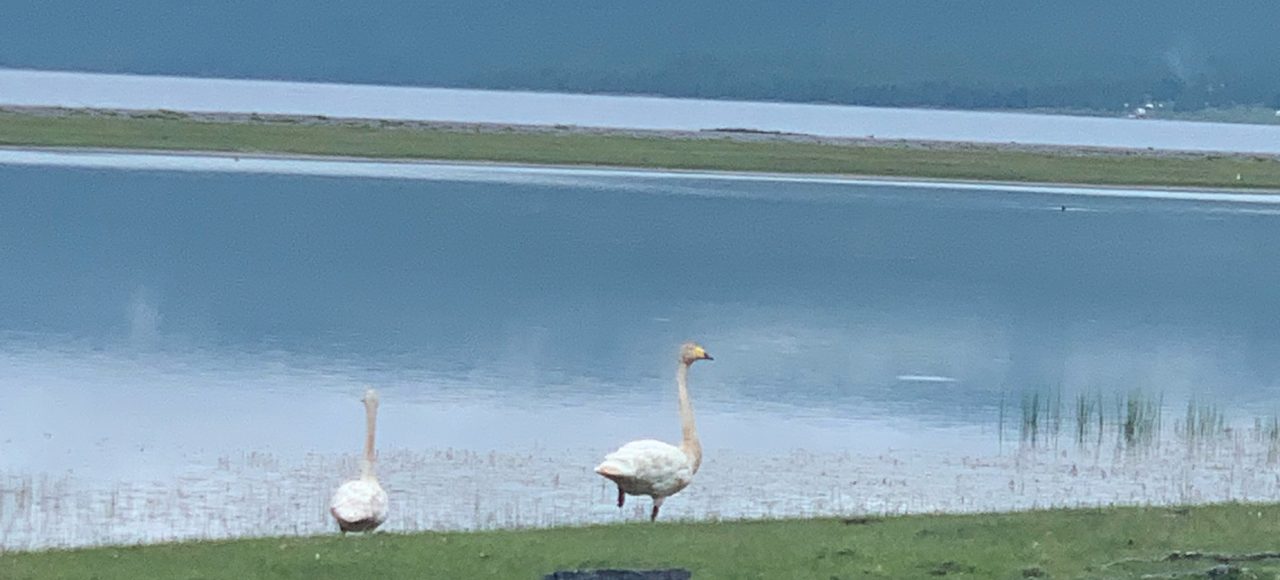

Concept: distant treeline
[[5, 1, 1280, 112], [481, 69, 1280, 112]]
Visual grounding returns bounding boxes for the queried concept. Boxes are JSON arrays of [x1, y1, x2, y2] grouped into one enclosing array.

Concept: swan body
[[330, 479, 389, 532], [330, 388, 389, 533], [596, 439, 694, 498], [596, 342, 712, 521]]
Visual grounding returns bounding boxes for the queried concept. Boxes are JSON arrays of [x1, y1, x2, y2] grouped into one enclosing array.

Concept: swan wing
[[595, 439, 693, 497], [329, 479, 389, 530]]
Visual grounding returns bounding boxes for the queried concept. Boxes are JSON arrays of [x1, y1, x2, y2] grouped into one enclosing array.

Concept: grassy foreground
[[6, 504, 1280, 579], [3, 109, 1280, 190]]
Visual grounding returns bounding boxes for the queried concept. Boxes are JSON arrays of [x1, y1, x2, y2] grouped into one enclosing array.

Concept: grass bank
[[3, 108, 1280, 190], [6, 503, 1280, 579]]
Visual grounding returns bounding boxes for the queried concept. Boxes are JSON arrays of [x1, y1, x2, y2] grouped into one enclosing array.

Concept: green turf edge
[[5, 503, 1280, 579]]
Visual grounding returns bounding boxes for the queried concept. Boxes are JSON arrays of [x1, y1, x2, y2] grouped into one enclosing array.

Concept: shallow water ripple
[[3, 441, 1278, 551]]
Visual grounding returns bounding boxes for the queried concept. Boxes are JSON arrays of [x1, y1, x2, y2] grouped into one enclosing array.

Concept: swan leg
[[650, 497, 665, 522], [616, 487, 625, 508]]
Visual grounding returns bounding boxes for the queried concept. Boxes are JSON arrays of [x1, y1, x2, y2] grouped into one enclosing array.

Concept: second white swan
[[329, 387, 389, 532]]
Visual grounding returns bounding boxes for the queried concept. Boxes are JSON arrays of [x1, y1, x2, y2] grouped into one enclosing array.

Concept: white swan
[[596, 342, 713, 521], [329, 388, 389, 532]]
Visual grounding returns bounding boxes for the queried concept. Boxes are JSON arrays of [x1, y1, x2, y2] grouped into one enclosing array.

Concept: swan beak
[[703, 353, 714, 361]]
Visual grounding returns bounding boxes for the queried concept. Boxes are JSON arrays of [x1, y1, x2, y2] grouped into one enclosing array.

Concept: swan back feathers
[[596, 439, 694, 497]]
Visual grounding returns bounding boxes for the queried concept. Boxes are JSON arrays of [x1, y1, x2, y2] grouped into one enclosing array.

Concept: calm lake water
[[6, 68, 1280, 154], [3, 157, 1280, 548]]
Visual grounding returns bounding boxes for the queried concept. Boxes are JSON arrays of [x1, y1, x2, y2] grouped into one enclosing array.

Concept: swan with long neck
[[595, 342, 713, 521], [329, 388, 389, 532]]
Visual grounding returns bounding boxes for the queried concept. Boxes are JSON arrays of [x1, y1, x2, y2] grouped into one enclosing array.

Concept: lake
[[3, 155, 1280, 549]]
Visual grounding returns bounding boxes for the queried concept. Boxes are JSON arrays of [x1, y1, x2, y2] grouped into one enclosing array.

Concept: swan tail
[[594, 460, 629, 482]]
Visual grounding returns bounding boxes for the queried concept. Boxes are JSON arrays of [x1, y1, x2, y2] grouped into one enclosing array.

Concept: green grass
[[3, 110, 1280, 190], [7, 504, 1280, 579]]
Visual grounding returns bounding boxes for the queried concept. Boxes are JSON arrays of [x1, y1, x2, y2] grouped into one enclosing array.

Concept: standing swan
[[595, 342, 713, 521], [329, 388, 389, 532]]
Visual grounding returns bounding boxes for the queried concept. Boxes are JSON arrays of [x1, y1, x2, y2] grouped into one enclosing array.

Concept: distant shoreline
[[2, 106, 1280, 192], [6, 68, 1280, 154]]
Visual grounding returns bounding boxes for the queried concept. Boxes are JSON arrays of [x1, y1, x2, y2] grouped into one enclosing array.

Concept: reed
[[1118, 390, 1162, 451], [1008, 387, 1280, 466]]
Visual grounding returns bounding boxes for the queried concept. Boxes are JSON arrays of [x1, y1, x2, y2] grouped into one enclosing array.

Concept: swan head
[[361, 388, 380, 409], [679, 342, 713, 365]]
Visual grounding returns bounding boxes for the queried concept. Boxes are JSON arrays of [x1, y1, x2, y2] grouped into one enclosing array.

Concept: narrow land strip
[[4, 107, 1280, 191]]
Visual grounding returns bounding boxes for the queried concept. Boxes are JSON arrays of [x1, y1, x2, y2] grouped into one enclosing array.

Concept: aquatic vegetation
[[1073, 391, 1105, 448], [1009, 388, 1280, 463], [1178, 399, 1228, 454], [1118, 390, 1162, 452], [1017, 392, 1041, 446], [8, 432, 1280, 552], [1243, 415, 1280, 467]]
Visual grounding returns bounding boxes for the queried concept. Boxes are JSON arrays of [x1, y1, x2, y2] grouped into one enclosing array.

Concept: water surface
[[2, 160, 1279, 548]]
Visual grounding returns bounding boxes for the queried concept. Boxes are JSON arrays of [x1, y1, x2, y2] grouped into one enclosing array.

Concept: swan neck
[[677, 361, 702, 473], [361, 399, 378, 480]]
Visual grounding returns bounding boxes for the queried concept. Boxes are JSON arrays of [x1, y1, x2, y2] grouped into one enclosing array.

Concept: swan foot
[[617, 487, 625, 508]]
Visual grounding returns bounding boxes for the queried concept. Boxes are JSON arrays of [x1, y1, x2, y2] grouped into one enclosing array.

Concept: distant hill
[[4, 1, 1278, 112]]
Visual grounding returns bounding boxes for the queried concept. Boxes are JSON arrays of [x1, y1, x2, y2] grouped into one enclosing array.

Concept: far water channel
[[2, 160, 1280, 548]]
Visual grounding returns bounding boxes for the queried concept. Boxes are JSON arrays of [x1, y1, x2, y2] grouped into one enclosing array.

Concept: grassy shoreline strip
[[5, 503, 1280, 578], [3, 109, 1280, 190]]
